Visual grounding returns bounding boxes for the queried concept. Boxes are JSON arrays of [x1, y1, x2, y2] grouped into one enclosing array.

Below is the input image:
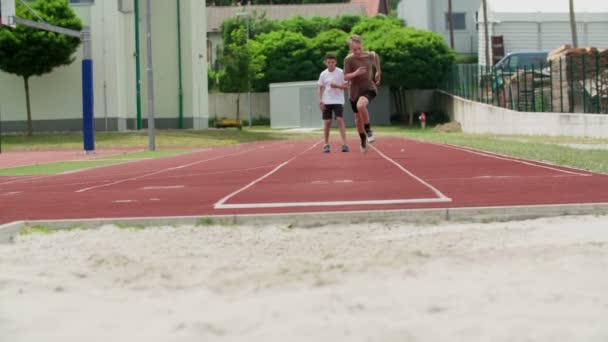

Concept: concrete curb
[[2, 202, 608, 243]]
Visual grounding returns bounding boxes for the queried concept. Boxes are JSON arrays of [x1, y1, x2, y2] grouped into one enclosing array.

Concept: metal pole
[[560, 57, 564, 112], [247, 16, 252, 127], [134, 0, 143, 130], [145, 0, 155, 151], [582, 53, 586, 113], [177, 0, 184, 129], [596, 53, 601, 114], [81, 27, 95, 153]]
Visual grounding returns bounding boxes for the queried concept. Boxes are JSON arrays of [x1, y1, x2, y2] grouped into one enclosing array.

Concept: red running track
[[1, 137, 608, 224]]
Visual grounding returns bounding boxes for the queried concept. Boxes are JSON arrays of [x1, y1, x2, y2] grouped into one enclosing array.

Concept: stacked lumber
[[548, 45, 608, 113]]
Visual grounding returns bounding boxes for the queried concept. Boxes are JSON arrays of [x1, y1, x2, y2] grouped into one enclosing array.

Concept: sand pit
[[1, 215, 608, 341]]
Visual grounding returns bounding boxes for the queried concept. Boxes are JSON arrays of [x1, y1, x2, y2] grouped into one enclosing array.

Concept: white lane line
[[112, 200, 137, 203], [76, 148, 257, 193], [215, 141, 453, 209], [214, 141, 323, 209], [0, 175, 53, 186], [426, 174, 585, 181], [438, 144, 592, 176], [370, 144, 451, 201], [140, 185, 185, 190], [0, 191, 22, 196], [217, 197, 451, 209]]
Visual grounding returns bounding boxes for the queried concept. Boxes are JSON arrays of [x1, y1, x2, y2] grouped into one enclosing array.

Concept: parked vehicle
[[492, 51, 549, 89]]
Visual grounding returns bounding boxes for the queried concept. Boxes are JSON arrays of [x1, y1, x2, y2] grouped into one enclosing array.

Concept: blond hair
[[348, 34, 362, 45]]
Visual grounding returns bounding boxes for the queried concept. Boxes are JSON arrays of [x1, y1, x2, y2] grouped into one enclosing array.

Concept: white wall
[[437, 91, 608, 138]]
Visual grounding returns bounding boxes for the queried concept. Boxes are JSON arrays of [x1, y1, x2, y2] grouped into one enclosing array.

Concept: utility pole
[[145, 0, 155, 151], [448, 0, 454, 50], [569, 0, 578, 48]]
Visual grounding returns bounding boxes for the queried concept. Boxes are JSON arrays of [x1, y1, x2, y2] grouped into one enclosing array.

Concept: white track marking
[[216, 197, 451, 209], [140, 185, 184, 190], [370, 144, 451, 200], [112, 200, 136, 203], [0, 175, 53, 186], [76, 148, 257, 193], [0, 192, 21, 196], [438, 143, 592, 176], [215, 141, 453, 209], [214, 141, 322, 208], [426, 174, 585, 181]]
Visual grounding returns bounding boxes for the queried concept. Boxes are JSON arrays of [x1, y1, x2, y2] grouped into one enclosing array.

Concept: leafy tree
[[218, 27, 266, 92], [278, 16, 331, 38], [351, 14, 404, 40], [252, 30, 316, 89], [0, 0, 82, 136], [330, 15, 363, 33], [310, 28, 349, 66], [366, 27, 454, 124]]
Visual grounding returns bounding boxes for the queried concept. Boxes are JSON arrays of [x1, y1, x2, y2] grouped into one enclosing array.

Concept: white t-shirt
[[317, 68, 345, 105]]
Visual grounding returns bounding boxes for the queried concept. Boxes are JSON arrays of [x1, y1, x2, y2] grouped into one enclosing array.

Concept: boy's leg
[[354, 98, 368, 153], [322, 106, 332, 152], [334, 105, 348, 148], [361, 91, 376, 142]]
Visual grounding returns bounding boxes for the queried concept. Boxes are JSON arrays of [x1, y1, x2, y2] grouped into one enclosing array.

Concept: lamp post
[[235, 11, 252, 127]]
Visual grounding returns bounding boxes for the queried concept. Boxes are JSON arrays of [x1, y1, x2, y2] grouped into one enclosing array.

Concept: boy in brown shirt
[[344, 34, 381, 153]]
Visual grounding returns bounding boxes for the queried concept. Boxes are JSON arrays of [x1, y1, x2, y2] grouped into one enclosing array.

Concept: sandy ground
[[1, 215, 608, 342]]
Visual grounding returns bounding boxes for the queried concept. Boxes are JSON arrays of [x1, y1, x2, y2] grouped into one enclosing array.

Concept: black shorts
[[350, 90, 377, 113], [322, 104, 344, 120]]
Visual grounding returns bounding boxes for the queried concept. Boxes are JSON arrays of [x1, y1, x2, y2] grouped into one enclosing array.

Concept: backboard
[[0, 0, 15, 28]]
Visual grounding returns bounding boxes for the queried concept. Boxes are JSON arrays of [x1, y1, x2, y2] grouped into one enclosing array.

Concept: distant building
[[397, 0, 479, 54], [478, 0, 608, 66]]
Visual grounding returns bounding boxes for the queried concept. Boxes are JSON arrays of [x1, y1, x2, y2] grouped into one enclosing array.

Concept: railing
[[440, 53, 608, 114]]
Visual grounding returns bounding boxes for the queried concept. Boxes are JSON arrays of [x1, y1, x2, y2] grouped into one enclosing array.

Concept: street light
[[235, 11, 252, 127]]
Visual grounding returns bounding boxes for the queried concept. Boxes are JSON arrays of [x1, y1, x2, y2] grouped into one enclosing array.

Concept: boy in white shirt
[[317, 53, 349, 153]]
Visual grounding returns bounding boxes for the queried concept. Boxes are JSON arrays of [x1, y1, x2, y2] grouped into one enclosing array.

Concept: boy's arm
[[343, 57, 359, 81], [318, 85, 326, 110], [374, 52, 381, 86]]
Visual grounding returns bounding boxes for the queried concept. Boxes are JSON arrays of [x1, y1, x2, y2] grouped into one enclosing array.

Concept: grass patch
[[196, 217, 214, 226], [20, 225, 53, 235], [0, 150, 192, 176], [0, 128, 318, 152], [115, 223, 147, 230], [397, 127, 608, 174]]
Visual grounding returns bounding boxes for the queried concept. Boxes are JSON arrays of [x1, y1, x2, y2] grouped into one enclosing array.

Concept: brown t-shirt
[[344, 52, 378, 101]]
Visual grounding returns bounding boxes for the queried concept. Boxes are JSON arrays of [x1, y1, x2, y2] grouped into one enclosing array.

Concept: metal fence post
[[582, 54, 587, 113], [569, 55, 574, 113], [560, 57, 564, 112], [549, 60, 553, 112], [597, 52, 601, 114]]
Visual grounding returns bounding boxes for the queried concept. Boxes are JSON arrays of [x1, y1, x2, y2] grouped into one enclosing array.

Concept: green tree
[[310, 28, 349, 66], [218, 27, 266, 93], [252, 30, 316, 89], [367, 27, 454, 124], [351, 15, 404, 40], [0, 0, 82, 136]]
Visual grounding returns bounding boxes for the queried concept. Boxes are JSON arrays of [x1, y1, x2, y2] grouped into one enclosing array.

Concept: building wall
[[478, 3, 608, 66], [437, 90, 608, 138], [0, 0, 208, 132], [398, 0, 478, 55]]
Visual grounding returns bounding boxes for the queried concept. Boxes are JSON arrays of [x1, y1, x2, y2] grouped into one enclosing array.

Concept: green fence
[[440, 53, 608, 114]]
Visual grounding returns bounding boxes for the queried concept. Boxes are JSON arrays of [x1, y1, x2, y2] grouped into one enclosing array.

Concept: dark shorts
[[322, 104, 344, 120], [350, 90, 377, 113]]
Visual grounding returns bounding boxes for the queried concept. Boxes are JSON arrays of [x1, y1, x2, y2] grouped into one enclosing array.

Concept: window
[[445, 12, 466, 30]]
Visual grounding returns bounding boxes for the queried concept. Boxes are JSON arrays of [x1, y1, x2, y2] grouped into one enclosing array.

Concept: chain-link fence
[[440, 51, 608, 114]]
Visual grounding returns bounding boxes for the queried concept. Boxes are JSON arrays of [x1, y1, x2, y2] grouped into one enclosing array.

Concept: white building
[[397, 0, 479, 54], [478, 0, 608, 66]]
